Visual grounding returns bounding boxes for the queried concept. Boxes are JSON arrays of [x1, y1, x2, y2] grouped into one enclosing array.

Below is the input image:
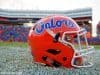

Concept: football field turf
[[0, 42, 100, 75]]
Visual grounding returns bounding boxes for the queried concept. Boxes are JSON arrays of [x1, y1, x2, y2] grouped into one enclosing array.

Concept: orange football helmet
[[28, 15, 94, 68]]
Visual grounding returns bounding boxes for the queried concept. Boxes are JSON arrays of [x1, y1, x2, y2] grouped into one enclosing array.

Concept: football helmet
[[28, 15, 94, 68]]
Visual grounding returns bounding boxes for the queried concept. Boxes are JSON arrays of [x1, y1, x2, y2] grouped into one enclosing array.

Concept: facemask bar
[[61, 28, 95, 68]]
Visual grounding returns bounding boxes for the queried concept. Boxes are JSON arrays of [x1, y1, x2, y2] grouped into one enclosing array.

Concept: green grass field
[[0, 41, 100, 75], [0, 41, 99, 50], [0, 42, 28, 48]]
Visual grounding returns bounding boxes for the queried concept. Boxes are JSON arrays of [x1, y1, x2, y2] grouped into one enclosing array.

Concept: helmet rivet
[[63, 57, 67, 61]]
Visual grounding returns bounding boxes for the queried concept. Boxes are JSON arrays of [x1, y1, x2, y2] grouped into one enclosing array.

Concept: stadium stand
[[89, 37, 100, 45], [0, 24, 30, 42], [0, 8, 99, 44], [0, 24, 100, 44]]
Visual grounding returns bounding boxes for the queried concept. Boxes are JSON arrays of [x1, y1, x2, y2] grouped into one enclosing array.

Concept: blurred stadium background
[[0, 8, 100, 44]]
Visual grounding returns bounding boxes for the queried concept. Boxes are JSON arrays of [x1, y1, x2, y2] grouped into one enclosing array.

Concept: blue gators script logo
[[35, 18, 76, 34]]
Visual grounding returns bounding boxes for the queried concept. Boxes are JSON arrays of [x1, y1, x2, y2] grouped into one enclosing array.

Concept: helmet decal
[[35, 18, 76, 34]]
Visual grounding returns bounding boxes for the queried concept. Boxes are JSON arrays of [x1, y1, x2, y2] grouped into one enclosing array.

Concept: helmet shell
[[28, 15, 81, 68]]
